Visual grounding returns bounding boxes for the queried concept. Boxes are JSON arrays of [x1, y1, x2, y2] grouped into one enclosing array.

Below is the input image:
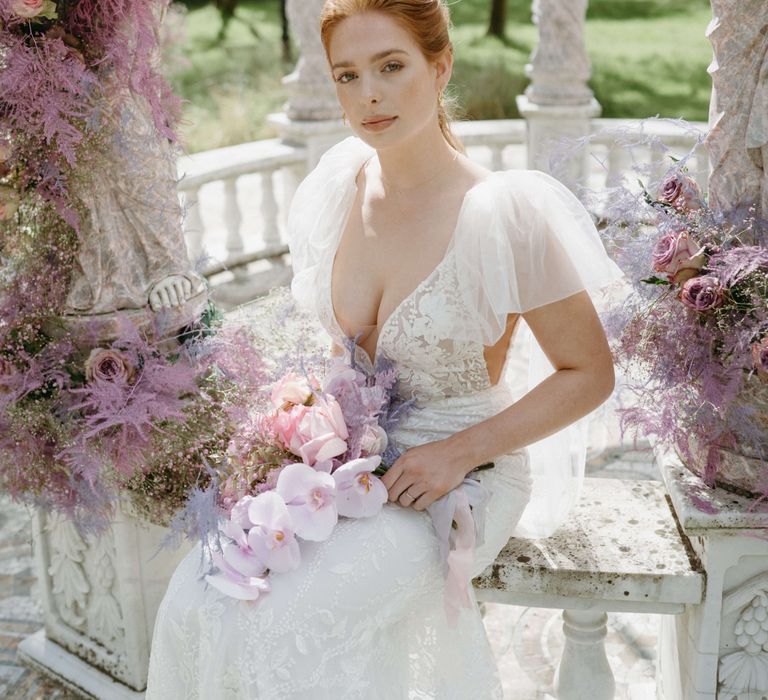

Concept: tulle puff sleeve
[[288, 137, 374, 317], [453, 169, 623, 344], [452, 170, 624, 538]]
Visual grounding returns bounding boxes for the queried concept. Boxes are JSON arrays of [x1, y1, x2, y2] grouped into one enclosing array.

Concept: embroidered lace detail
[[319, 247, 491, 403]]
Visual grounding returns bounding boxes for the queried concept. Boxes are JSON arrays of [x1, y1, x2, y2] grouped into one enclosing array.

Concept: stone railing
[[176, 138, 307, 280], [178, 118, 708, 283]]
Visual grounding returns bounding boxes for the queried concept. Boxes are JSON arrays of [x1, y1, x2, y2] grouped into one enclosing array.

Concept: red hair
[[320, 0, 464, 153]]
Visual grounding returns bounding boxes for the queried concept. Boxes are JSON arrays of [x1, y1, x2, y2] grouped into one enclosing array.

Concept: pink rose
[[274, 395, 349, 466], [10, 0, 57, 19], [679, 275, 724, 312], [270, 372, 313, 409], [751, 338, 768, 381], [658, 173, 703, 211], [652, 231, 706, 284], [84, 348, 136, 385], [0, 186, 20, 221]]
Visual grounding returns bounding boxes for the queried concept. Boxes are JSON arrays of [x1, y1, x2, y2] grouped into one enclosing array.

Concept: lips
[[362, 115, 397, 125], [361, 116, 398, 133]]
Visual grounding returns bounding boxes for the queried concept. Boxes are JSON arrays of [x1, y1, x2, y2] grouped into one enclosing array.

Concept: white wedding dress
[[146, 137, 622, 699]]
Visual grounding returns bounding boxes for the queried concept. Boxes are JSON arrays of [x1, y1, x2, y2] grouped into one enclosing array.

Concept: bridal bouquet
[[204, 356, 407, 600], [605, 164, 768, 493]]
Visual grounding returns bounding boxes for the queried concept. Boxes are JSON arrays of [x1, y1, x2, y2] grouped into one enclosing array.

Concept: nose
[[360, 75, 380, 105]]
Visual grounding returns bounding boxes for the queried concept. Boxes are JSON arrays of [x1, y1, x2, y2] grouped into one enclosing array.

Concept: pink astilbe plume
[[67, 318, 200, 476]]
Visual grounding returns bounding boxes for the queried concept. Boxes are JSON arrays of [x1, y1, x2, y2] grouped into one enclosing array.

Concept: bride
[[146, 0, 622, 697]]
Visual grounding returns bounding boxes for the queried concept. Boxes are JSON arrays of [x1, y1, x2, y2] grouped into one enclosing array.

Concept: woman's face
[[327, 11, 451, 148]]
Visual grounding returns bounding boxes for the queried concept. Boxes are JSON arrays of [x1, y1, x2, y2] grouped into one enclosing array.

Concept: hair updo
[[320, 0, 465, 153]]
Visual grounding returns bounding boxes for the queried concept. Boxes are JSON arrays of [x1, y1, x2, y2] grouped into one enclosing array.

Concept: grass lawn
[[169, 0, 714, 153]]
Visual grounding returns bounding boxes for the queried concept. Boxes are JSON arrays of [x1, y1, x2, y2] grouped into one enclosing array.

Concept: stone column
[[705, 0, 768, 223], [268, 0, 350, 169], [516, 0, 601, 185]]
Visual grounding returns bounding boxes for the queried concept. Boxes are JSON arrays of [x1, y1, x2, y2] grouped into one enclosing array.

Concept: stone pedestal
[[517, 0, 601, 186], [268, 112, 349, 170], [17, 503, 191, 696], [658, 454, 768, 699], [517, 95, 601, 183]]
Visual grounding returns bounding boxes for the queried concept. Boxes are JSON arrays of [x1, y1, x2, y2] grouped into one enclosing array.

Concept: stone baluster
[[269, 0, 349, 168], [516, 0, 601, 187], [490, 145, 505, 172], [223, 176, 246, 280], [182, 186, 205, 263], [260, 168, 281, 248], [553, 609, 615, 700]]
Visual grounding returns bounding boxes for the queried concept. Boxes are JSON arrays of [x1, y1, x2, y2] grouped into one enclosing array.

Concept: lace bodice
[[318, 244, 491, 402]]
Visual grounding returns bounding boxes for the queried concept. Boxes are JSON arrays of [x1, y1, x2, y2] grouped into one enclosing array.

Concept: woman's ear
[[434, 48, 453, 92]]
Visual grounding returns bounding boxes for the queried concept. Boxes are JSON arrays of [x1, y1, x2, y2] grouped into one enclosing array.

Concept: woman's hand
[[380, 438, 471, 511]]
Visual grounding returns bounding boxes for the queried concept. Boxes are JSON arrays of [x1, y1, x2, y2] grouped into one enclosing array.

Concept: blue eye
[[383, 62, 402, 73], [336, 72, 356, 84]]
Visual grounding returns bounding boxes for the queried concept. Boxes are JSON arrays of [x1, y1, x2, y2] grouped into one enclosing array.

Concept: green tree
[[487, 0, 508, 39]]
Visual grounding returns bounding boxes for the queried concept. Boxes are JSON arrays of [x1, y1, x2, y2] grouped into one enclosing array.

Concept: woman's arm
[[381, 291, 615, 510]]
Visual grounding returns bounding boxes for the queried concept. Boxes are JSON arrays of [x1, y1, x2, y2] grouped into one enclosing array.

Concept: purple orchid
[[275, 463, 338, 541], [245, 491, 301, 574], [332, 456, 388, 518]]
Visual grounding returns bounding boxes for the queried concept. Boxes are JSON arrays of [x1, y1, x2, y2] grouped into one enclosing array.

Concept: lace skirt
[[146, 385, 531, 699]]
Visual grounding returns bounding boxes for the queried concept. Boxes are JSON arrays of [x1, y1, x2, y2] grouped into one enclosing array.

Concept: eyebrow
[[331, 49, 408, 70]]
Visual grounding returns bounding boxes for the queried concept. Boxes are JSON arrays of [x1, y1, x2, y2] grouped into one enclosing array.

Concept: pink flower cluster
[[647, 171, 767, 380], [651, 174, 724, 312], [207, 364, 391, 600]]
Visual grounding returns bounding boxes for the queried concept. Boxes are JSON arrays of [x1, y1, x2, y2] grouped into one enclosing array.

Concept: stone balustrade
[[178, 118, 708, 286]]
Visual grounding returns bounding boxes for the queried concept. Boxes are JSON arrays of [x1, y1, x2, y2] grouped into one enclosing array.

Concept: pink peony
[[652, 231, 706, 284], [84, 348, 136, 385], [751, 338, 768, 381], [679, 275, 724, 312], [0, 186, 20, 221], [658, 173, 703, 211], [274, 395, 349, 466], [332, 457, 388, 518], [270, 372, 313, 409], [10, 0, 57, 19], [276, 463, 338, 541]]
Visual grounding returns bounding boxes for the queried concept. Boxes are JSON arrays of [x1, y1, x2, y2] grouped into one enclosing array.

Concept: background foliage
[[169, 0, 713, 152]]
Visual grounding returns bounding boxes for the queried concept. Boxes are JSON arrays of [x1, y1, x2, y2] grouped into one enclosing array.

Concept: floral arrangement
[[0, 0, 217, 531], [602, 153, 768, 494], [203, 359, 404, 600]]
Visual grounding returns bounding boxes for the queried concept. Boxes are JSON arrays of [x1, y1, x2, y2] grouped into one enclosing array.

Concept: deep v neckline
[[328, 168, 495, 366]]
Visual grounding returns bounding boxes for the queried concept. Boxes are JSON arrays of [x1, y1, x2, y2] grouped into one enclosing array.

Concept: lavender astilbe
[[160, 464, 223, 564]]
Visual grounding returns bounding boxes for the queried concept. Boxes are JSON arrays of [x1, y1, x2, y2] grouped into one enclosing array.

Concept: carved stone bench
[[474, 477, 705, 700]]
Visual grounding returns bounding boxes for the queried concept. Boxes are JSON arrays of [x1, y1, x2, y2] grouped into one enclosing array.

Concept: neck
[[372, 121, 459, 193]]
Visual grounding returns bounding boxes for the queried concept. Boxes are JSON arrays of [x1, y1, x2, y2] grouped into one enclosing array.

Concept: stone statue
[[706, 0, 768, 222], [283, 0, 340, 121], [525, 0, 594, 106], [64, 88, 204, 317]]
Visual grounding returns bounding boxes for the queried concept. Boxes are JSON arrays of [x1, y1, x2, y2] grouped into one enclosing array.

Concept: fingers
[[182, 278, 192, 297], [148, 289, 162, 311], [173, 279, 186, 304], [166, 284, 180, 308], [158, 287, 172, 309]]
